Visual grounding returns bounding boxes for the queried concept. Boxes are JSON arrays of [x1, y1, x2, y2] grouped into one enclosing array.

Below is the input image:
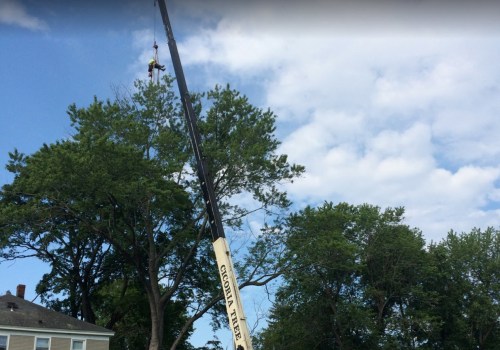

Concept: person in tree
[[148, 58, 165, 77]]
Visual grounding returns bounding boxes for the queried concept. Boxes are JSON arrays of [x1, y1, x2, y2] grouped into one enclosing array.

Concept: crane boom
[[156, 2, 253, 349]]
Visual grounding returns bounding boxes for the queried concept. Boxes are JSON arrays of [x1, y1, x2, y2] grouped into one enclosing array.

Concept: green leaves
[[259, 203, 432, 350], [1, 75, 303, 349], [199, 85, 304, 217], [426, 228, 500, 349], [258, 203, 500, 350]]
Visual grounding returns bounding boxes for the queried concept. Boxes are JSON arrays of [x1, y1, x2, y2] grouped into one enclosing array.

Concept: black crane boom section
[[157, 0, 225, 242]]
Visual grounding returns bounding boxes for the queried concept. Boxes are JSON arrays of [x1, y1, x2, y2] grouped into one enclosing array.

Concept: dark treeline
[[255, 202, 500, 350]]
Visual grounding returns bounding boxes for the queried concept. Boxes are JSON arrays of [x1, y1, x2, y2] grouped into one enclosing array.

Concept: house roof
[[0, 293, 113, 336]]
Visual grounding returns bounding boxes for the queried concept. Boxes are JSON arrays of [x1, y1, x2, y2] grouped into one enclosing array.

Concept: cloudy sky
[[1, 0, 500, 346]]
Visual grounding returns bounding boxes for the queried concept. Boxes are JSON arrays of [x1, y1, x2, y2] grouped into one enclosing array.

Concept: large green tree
[[258, 202, 369, 350], [257, 204, 500, 350], [0, 145, 116, 323], [257, 202, 430, 350], [358, 205, 431, 348], [426, 228, 500, 349], [0, 76, 303, 350]]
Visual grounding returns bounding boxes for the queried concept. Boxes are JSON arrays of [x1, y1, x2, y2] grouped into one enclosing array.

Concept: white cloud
[[0, 0, 48, 31], [373, 58, 473, 110], [280, 122, 437, 203], [175, 0, 500, 37], [150, 1, 500, 243]]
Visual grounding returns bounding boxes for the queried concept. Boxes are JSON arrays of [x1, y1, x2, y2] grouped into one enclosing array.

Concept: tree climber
[[148, 58, 166, 78]]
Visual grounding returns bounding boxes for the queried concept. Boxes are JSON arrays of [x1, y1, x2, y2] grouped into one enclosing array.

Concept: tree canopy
[[256, 203, 500, 350], [0, 76, 304, 350]]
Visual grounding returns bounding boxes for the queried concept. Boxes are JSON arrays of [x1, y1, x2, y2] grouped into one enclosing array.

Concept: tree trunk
[[81, 290, 96, 324], [147, 287, 166, 350], [376, 294, 387, 336]]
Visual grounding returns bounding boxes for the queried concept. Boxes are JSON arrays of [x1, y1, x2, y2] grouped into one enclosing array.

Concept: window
[[0, 335, 7, 350], [35, 337, 49, 350], [72, 340, 84, 350]]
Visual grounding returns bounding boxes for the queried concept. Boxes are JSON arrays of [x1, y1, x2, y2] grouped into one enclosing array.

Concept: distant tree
[[357, 205, 431, 348], [257, 202, 430, 350], [0, 75, 304, 350], [257, 202, 500, 350], [426, 228, 500, 349], [96, 279, 193, 350], [196, 339, 224, 350], [0, 146, 113, 324]]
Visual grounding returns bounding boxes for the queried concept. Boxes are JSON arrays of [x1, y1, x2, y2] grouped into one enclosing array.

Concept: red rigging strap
[[151, 0, 161, 83], [153, 41, 160, 83]]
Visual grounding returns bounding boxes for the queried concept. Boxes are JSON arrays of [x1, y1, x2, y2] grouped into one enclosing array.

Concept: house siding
[[8, 334, 33, 350], [5, 334, 111, 350], [86, 339, 109, 350], [1, 293, 113, 350], [50, 337, 70, 350]]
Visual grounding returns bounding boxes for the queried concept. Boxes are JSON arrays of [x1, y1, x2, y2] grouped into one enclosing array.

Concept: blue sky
[[2, 0, 500, 347]]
